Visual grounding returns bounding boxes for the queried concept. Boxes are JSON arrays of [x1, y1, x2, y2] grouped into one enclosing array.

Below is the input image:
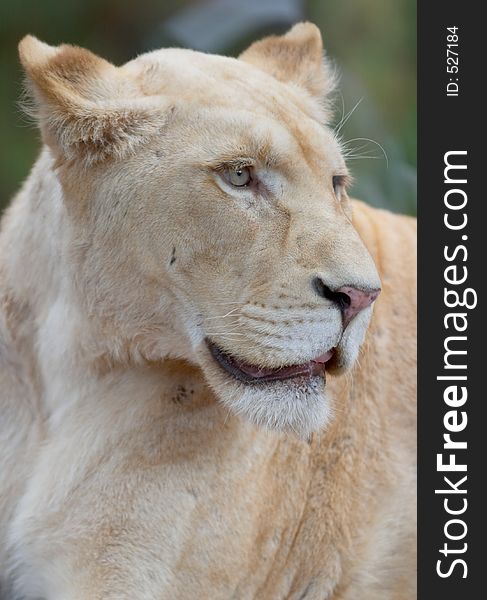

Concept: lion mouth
[[206, 339, 334, 384]]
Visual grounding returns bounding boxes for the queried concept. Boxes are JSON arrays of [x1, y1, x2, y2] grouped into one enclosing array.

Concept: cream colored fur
[[0, 24, 416, 599]]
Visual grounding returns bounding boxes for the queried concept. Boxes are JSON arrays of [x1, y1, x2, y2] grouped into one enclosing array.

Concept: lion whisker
[[223, 408, 233, 426], [204, 321, 242, 333], [210, 301, 244, 306], [341, 137, 389, 168], [341, 143, 371, 157], [204, 307, 242, 321], [345, 155, 382, 161], [205, 332, 245, 339], [334, 97, 363, 136]]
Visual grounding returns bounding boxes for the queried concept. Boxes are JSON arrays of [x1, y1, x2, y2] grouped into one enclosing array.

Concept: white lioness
[[0, 23, 416, 600]]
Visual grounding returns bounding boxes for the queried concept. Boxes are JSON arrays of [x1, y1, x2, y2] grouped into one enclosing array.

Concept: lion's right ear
[[18, 36, 167, 164]]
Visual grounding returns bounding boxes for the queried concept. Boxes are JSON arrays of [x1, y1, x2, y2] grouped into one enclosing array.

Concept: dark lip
[[206, 339, 334, 385]]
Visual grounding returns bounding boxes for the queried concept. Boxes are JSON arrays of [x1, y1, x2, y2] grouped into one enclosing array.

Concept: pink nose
[[335, 285, 381, 328], [312, 277, 380, 329]]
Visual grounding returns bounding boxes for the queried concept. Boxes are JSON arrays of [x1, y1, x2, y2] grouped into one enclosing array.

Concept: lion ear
[[18, 36, 166, 164], [239, 22, 335, 102]]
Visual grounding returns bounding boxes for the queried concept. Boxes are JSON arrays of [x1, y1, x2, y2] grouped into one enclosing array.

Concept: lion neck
[[0, 148, 186, 416]]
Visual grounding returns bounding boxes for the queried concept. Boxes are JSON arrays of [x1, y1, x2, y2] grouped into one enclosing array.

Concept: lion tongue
[[234, 350, 334, 381], [312, 350, 334, 364]]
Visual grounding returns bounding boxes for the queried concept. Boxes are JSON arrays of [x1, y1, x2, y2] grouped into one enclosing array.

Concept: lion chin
[[195, 307, 372, 438], [208, 370, 330, 439]]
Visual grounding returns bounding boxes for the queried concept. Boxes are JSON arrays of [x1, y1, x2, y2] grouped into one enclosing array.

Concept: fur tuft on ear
[[18, 36, 167, 164], [239, 22, 336, 104]]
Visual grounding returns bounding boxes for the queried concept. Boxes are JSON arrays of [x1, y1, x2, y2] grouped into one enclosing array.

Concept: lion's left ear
[[239, 22, 335, 101]]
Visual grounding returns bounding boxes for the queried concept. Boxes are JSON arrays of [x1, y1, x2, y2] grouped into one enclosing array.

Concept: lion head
[[19, 23, 380, 437]]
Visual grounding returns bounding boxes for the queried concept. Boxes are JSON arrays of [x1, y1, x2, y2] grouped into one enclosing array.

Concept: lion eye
[[226, 166, 252, 187], [332, 175, 345, 201]]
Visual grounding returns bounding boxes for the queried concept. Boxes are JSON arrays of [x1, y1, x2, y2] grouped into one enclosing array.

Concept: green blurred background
[[0, 0, 416, 215]]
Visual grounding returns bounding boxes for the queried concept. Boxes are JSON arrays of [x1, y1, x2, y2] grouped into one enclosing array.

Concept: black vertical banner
[[418, 2, 484, 598]]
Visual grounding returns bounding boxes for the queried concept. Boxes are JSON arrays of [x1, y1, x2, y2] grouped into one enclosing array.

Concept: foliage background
[[0, 0, 416, 215]]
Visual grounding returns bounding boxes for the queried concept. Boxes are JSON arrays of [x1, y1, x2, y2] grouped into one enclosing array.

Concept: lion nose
[[312, 278, 381, 328]]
